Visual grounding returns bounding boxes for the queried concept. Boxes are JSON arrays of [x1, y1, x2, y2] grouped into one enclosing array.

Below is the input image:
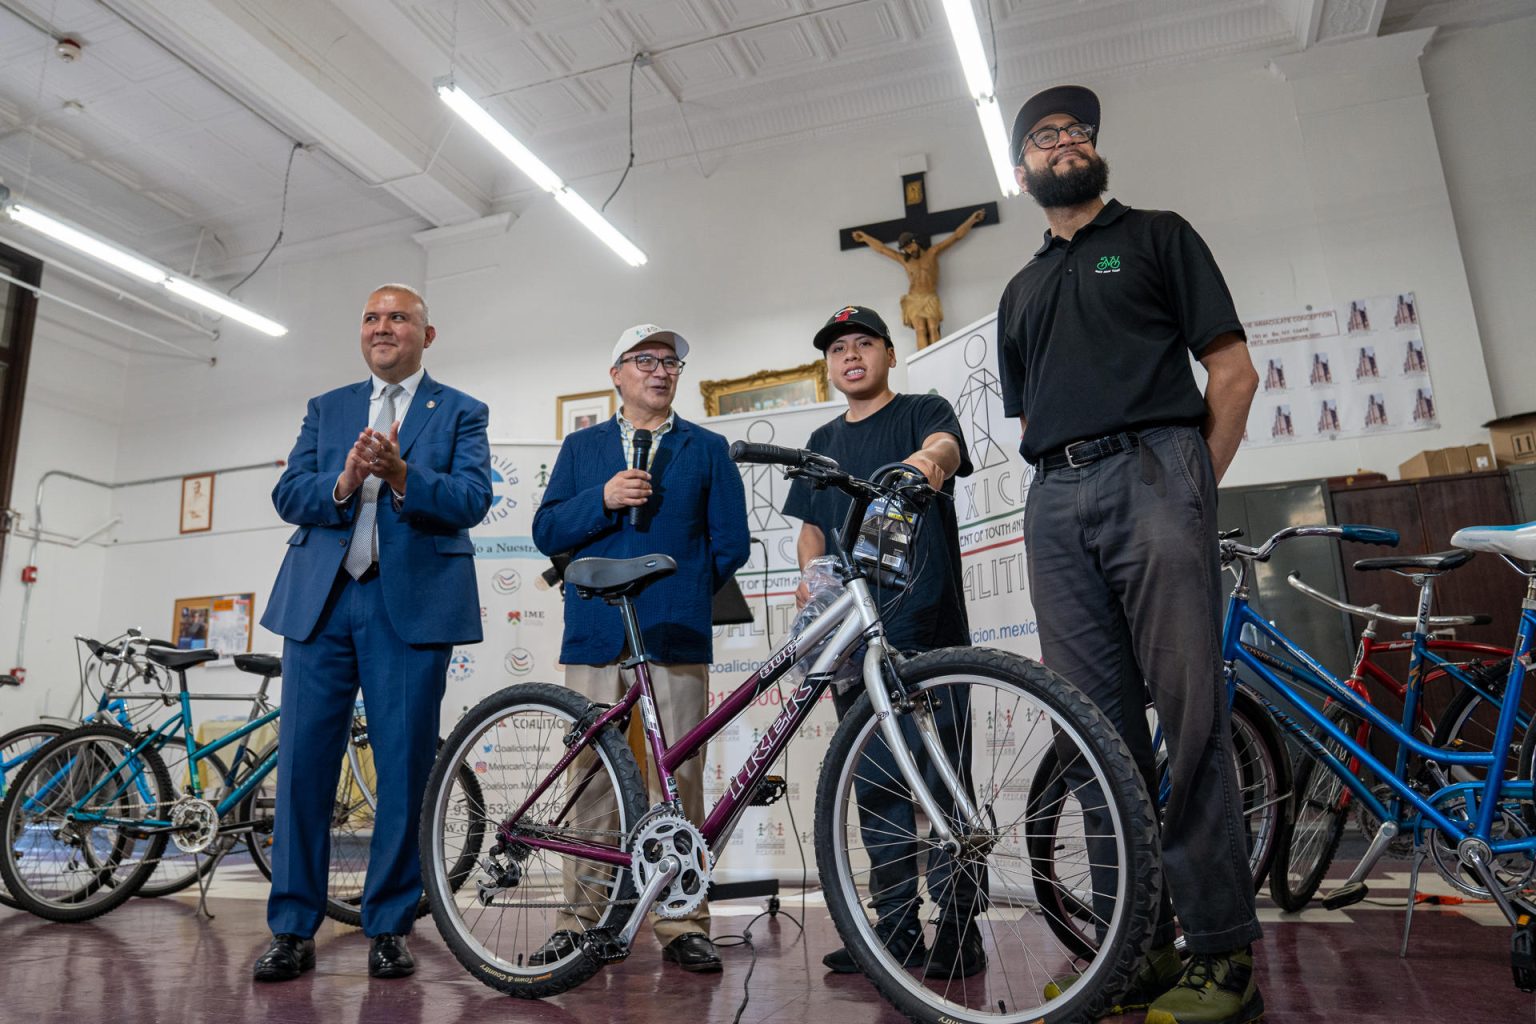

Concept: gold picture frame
[[699, 361, 830, 417], [179, 472, 214, 534], [555, 390, 616, 439]]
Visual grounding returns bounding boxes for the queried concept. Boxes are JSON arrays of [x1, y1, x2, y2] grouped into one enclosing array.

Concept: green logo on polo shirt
[[1095, 255, 1121, 274]]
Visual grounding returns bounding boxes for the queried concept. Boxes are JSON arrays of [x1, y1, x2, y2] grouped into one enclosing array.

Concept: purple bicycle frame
[[498, 603, 861, 869]]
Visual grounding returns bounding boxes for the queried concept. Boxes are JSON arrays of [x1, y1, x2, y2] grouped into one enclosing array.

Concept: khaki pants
[[557, 662, 711, 944]]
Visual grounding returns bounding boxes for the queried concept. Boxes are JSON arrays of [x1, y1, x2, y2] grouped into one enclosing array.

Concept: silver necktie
[[343, 383, 404, 579]]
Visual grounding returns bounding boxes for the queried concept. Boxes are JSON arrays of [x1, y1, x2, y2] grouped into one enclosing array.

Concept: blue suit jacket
[[262, 372, 493, 646], [532, 416, 749, 666]]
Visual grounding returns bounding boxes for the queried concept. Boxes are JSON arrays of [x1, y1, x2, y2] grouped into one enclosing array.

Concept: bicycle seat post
[[1409, 572, 1437, 637], [615, 595, 650, 668]]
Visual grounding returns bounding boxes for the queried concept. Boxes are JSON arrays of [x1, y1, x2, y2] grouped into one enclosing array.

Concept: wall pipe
[[9, 459, 285, 678], [0, 268, 212, 363]]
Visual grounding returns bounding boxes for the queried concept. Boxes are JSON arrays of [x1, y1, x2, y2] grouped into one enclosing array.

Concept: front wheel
[[816, 647, 1160, 1024], [422, 683, 647, 999], [0, 723, 68, 910], [1269, 703, 1355, 912]]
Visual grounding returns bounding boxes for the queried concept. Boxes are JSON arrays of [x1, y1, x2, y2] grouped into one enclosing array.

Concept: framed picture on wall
[[699, 361, 830, 417], [172, 593, 255, 657], [179, 473, 215, 534], [556, 390, 616, 439]]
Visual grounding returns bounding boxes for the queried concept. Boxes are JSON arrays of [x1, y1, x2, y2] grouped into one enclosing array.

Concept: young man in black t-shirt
[[1000, 86, 1262, 1024], [783, 305, 984, 978]]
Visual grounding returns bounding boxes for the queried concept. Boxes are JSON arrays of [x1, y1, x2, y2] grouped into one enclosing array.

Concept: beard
[[1022, 152, 1109, 208]]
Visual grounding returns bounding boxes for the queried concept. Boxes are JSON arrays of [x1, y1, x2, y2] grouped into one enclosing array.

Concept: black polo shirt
[[996, 199, 1245, 462]]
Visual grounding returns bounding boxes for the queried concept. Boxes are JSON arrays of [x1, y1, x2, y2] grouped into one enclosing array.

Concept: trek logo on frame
[[1095, 255, 1121, 274]]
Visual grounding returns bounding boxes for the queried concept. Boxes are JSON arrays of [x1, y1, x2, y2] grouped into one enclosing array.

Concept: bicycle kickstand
[[1399, 845, 1427, 959], [191, 847, 224, 921]]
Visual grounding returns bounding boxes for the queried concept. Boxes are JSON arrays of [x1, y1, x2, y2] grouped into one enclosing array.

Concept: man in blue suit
[[255, 284, 492, 982], [531, 324, 748, 972]]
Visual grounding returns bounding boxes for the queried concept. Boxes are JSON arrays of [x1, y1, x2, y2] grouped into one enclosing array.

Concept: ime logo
[[1095, 255, 1121, 274]]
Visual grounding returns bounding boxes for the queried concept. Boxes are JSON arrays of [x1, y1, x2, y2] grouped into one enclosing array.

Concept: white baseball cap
[[612, 323, 689, 366]]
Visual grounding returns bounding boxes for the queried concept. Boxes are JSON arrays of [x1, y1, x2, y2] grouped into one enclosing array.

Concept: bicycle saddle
[[1353, 549, 1473, 574], [233, 653, 282, 676], [146, 647, 220, 670], [565, 554, 677, 600], [1452, 520, 1536, 561]]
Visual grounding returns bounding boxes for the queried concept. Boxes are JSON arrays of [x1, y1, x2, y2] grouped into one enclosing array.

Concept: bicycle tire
[[1229, 686, 1291, 890], [135, 750, 235, 899], [1269, 704, 1354, 912], [324, 742, 483, 928], [422, 683, 646, 998], [0, 723, 173, 922], [1431, 659, 1517, 785], [817, 647, 1160, 1024], [236, 742, 278, 881], [0, 723, 68, 910]]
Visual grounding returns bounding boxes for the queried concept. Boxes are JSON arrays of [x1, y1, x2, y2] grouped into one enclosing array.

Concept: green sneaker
[[1042, 942, 1183, 1010], [1144, 949, 1264, 1024]]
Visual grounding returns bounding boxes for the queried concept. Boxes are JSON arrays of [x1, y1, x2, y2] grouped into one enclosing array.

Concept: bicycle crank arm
[[617, 854, 680, 950], [1324, 820, 1400, 909]]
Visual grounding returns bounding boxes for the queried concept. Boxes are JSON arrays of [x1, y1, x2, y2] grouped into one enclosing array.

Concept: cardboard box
[[1399, 448, 1453, 480], [1465, 443, 1496, 472], [1485, 411, 1536, 467], [1441, 446, 1472, 475]]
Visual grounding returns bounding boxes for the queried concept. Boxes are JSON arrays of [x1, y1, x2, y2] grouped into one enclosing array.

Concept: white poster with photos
[[1240, 291, 1434, 448]]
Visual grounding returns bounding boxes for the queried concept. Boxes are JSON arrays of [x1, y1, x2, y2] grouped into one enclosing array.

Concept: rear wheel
[[0, 723, 172, 921], [820, 647, 1160, 1024], [1270, 704, 1355, 912], [422, 683, 646, 999]]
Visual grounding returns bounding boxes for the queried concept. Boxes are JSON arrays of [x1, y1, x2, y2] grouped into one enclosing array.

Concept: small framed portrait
[[556, 390, 616, 439], [699, 361, 830, 417], [179, 473, 215, 534]]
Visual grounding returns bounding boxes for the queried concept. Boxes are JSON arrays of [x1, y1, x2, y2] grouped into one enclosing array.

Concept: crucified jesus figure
[[851, 208, 985, 348]]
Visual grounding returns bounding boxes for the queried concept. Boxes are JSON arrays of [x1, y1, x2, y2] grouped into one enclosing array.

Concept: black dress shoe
[[662, 933, 723, 973], [369, 934, 416, 979], [528, 930, 582, 967], [253, 934, 316, 982]]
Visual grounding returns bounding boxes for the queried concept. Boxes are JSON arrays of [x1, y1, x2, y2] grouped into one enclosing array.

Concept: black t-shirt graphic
[[784, 393, 974, 652]]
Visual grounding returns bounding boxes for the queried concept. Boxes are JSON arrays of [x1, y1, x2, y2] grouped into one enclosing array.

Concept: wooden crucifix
[[839, 168, 999, 348]]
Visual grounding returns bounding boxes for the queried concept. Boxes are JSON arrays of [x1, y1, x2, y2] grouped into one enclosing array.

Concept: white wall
[[1420, 17, 1536, 419], [4, 21, 1533, 721]]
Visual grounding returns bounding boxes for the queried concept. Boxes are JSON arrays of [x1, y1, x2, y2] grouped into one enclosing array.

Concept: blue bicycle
[[1221, 521, 1536, 987]]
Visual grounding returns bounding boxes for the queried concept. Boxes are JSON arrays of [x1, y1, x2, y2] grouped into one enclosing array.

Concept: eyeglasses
[[618, 353, 686, 375], [1024, 122, 1097, 151]]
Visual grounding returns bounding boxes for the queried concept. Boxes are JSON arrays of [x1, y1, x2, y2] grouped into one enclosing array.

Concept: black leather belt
[[1036, 431, 1140, 473]]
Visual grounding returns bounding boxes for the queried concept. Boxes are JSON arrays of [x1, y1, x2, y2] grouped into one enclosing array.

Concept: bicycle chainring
[[1426, 793, 1535, 898], [169, 796, 220, 854], [630, 812, 711, 920]]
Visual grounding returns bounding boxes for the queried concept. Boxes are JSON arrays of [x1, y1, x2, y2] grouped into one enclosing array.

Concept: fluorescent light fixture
[[436, 77, 648, 266], [3, 200, 290, 336], [8, 203, 166, 283], [936, 0, 1022, 198], [165, 276, 288, 337]]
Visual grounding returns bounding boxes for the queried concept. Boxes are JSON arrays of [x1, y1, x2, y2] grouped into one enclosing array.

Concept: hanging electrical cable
[[600, 53, 643, 214], [229, 141, 302, 295]]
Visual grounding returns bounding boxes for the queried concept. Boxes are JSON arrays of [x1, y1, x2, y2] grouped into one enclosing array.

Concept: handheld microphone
[[630, 429, 653, 527]]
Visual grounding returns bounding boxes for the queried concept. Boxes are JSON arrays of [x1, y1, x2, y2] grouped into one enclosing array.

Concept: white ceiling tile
[[734, 20, 825, 74], [86, 89, 190, 141], [580, 60, 667, 108], [655, 41, 743, 88], [150, 76, 241, 124], [818, 1, 906, 56], [502, 0, 598, 27], [714, 0, 798, 30], [538, 15, 634, 68], [613, 0, 712, 46], [85, 25, 185, 84], [460, 37, 562, 90], [506, 80, 599, 129]]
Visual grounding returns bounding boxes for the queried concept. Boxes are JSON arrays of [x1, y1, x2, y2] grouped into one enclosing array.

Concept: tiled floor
[[1, 862, 1531, 1023]]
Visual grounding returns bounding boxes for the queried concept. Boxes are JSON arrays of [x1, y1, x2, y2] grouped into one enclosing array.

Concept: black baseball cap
[[813, 305, 892, 352], [1010, 85, 1100, 163]]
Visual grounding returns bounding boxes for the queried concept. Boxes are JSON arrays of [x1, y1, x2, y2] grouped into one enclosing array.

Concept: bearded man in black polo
[[997, 85, 1263, 1024]]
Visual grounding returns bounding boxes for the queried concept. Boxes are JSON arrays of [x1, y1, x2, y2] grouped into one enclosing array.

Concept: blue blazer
[[262, 372, 493, 646], [532, 416, 749, 666]]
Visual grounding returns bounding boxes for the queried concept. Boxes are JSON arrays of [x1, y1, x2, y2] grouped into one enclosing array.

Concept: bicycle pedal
[[1322, 882, 1369, 910], [750, 775, 787, 807], [1513, 914, 1536, 993], [579, 928, 630, 965]]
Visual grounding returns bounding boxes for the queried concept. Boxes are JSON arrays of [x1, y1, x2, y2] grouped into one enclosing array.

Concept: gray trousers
[[1023, 425, 1261, 954]]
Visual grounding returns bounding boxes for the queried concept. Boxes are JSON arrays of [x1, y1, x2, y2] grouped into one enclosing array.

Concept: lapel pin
[[427, 400, 436, 409]]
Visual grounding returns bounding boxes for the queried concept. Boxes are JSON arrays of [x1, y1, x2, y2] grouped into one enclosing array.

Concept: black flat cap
[[1010, 85, 1100, 163]]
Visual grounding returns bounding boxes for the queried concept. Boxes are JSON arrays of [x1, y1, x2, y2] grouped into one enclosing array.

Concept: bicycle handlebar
[[1221, 523, 1400, 564], [1285, 571, 1490, 627], [729, 440, 929, 505]]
